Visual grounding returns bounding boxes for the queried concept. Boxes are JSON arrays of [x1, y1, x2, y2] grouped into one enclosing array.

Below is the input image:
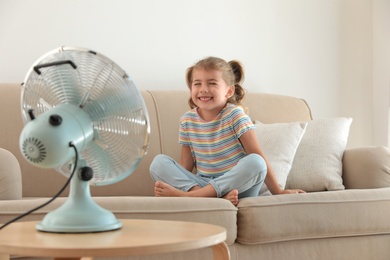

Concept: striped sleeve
[[229, 106, 255, 139]]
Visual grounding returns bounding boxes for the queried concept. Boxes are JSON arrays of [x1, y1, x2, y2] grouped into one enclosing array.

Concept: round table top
[[0, 219, 227, 258]]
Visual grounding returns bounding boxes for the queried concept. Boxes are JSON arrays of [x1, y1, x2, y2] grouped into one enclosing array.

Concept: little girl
[[149, 57, 304, 205]]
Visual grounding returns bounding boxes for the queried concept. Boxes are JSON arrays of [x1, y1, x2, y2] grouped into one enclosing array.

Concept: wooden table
[[0, 219, 229, 260]]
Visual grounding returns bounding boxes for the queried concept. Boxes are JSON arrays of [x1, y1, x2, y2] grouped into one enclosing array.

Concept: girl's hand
[[280, 189, 306, 194]]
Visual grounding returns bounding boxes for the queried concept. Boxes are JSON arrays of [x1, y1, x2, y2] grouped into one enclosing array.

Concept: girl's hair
[[185, 56, 245, 109]]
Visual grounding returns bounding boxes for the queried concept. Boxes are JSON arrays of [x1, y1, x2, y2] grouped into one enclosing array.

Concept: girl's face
[[190, 68, 234, 121]]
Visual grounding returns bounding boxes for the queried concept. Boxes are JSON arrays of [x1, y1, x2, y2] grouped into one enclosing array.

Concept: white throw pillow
[[286, 117, 352, 192], [253, 121, 307, 195]]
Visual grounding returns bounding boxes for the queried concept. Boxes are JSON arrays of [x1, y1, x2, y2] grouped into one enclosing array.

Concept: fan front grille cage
[[22, 47, 150, 185]]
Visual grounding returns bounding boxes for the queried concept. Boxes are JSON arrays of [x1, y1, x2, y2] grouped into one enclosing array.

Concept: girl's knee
[[151, 154, 170, 164], [247, 154, 267, 171], [150, 154, 170, 174], [246, 154, 267, 182]]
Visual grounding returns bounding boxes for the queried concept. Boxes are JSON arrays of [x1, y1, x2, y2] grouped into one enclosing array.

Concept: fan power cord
[[0, 142, 79, 230]]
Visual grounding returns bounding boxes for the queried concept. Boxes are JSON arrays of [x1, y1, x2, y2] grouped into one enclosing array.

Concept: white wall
[[339, 0, 373, 147], [0, 0, 388, 147], [372, 0, 390, 147]]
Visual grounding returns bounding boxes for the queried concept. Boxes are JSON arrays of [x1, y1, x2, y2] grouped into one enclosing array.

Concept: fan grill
[[22, 47, 149, 186]]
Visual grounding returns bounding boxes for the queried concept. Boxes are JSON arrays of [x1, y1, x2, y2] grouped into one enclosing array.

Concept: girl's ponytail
[[228, 60, 245, 105]]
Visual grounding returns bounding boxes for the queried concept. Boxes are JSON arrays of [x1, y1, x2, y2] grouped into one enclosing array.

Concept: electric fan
[[19, 46, 150, 233]]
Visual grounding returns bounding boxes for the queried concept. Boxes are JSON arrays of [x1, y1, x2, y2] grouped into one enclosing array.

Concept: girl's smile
[[198, 96, 213, 101]]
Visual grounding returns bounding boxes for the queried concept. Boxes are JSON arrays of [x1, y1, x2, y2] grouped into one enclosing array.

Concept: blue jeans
[[149, 154, 267, 198]]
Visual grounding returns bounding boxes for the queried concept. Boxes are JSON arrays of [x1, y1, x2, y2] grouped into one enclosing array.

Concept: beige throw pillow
[[286, 117, 352, 192], [253, 121, 307, 195]]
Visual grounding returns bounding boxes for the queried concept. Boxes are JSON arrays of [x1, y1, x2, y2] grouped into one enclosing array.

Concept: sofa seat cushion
[[0, 196, 237, 245], [236, 188, 390, 244]]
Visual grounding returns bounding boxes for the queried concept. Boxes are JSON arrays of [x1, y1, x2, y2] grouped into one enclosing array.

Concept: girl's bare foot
[[154, 181, 239, 206], [154, 181, 186, 197], [222, 189, 239, 206]]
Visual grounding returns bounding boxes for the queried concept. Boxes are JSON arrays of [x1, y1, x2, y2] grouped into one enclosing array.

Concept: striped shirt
[[179, 103, 255, 176]]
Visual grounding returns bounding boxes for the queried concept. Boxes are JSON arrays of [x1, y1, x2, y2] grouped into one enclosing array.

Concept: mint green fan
[[19, 47, 150, 233]]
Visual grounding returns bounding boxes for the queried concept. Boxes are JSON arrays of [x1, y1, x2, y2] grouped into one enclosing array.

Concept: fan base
[[36, 165, 123, 233], [36, 204, 123, 233]]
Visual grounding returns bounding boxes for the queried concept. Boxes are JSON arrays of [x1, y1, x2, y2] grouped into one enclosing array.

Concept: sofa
[[1, 82, 390, 260]]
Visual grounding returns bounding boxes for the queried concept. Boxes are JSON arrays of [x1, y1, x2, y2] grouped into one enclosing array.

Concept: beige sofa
[[1, 83, 390, 260]]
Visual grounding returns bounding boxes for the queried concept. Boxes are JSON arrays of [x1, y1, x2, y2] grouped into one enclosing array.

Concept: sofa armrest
[[0, 148, 22, 200], [342, 146, 390, 189]]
